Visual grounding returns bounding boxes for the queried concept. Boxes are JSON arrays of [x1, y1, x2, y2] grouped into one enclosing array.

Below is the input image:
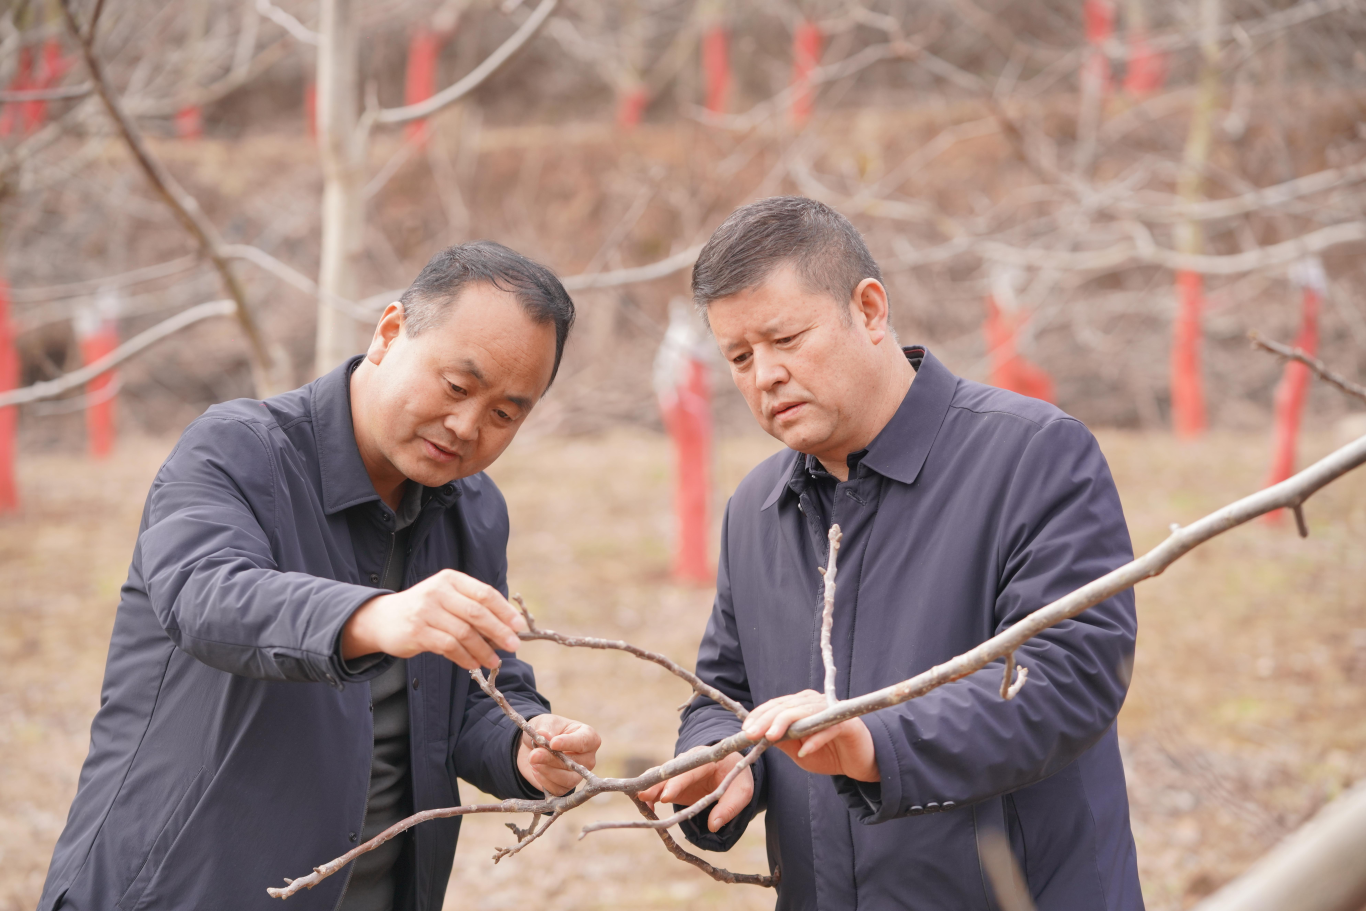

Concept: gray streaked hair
[[400, 241, 575, 388], [690, 197, 883, 325]]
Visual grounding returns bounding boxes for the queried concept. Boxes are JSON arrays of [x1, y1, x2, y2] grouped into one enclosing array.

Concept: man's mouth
[[770, 401, 806, 421], [422, 438, 459, 463]]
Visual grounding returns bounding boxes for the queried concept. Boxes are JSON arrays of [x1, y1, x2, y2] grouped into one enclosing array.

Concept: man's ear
[[851, 279, 891, 345], [367, 302, 405, 364]]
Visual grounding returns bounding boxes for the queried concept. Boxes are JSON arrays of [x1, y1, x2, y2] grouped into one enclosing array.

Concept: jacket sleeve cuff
[[325, 588, 394, 688], [484, 699, 549, 801], [677, 749, 765, 853], [507, 718, 548, 800], [833, 709, 906, 824]]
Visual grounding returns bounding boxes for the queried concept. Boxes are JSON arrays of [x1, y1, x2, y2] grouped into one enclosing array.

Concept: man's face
[[708, 264, 882, 461], [362, 283, 556, 487]]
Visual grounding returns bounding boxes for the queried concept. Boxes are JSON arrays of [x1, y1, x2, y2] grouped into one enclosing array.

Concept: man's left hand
[[741, 690, 879, 782], [517, 714, 601, 796]]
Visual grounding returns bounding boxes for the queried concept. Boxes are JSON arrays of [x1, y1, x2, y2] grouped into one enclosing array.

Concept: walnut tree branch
[[818, 525, 843, 707], [1250, 332, 1366, 404], [57, 0, 280, 396], [627, 795, 778, 888], [513, 597, 748, 720], [374, 0, 558, 126]]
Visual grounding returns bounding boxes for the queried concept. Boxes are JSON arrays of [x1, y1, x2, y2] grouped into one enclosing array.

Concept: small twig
[[1249, 331, 1366, 405], [56, 0, 279, 395], [579, 741, 770, 836], [999, 652, 1029, 700], [627, 795, 778, 888], [1292, 504, 1309, 539], [470, 667, 597, 783], [375, 0, 559, 125], [493, 812, 558, 863], [514, 599, 748, 720], [0, 84, 91, 103], [504, 813, 541, 841], [819, 525, 844, 707], [0, 301, 236, 409]]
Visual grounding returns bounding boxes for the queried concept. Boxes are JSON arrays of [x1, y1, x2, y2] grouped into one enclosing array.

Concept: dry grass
[[0, 425, 1363, 911]]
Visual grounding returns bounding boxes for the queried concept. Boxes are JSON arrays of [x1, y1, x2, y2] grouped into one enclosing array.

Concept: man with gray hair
[[641, 198, 1142, 910]]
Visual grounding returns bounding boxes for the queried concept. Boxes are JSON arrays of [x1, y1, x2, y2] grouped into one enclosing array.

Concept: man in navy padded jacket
[[642, 198, 1143, 911]]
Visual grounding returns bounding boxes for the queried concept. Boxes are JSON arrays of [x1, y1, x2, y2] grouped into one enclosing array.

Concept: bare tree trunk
[[315, 0, 367, 377]]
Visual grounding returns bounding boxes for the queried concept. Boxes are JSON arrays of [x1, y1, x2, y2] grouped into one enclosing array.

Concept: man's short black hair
[[400, 241, 576, 388], [690, 196, 882, 324]]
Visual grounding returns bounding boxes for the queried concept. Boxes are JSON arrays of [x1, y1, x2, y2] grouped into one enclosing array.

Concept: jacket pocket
[[115, 766, 209, 911]]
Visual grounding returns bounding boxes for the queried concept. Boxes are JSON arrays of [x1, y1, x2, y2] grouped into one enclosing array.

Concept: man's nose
[[752, 350, 789, 392], [445, 405, 480, 443]]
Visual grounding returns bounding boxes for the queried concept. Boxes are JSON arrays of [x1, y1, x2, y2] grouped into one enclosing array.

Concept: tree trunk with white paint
[[314, 0, 367, 377]]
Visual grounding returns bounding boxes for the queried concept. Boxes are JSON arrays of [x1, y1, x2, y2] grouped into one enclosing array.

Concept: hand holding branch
[[638, 747, 754, 832], [342, 569, 528, 670], [743, 690, 878, 782], [517, 715, 601, 796]]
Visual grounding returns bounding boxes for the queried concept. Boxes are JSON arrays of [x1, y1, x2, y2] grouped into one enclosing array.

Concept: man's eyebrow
[[506, 393, 533, 411], [457, 358, 486, 385]]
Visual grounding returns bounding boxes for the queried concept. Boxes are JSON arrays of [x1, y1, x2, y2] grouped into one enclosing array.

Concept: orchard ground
[[1, 424, 1363, 911]]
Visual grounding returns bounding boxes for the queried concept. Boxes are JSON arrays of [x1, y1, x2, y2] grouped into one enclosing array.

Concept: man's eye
[[495, 409, 512, 422], [732, 352, 751, 366], [448, 383, 466, 395], [775, 335, 795, 345]]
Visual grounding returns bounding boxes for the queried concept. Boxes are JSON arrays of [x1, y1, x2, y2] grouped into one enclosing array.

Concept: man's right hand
[[638, 746, 753, 832], [341, 569, 527, 670]]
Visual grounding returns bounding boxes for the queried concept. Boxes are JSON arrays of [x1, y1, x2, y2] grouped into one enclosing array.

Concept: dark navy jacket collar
[[309, 355, 460, 516], [761, 346, 958, 510]]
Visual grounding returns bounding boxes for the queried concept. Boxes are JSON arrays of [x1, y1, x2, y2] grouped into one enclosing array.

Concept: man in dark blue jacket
[[38, 242, 601, 911], [642, 198, 1142, 910]]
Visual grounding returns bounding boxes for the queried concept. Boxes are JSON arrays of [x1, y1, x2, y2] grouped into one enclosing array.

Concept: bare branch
[[0, 301, 237, 408], [999, 652, 1028, 700], [559, 243, 703, 292], [10, 255, 199, 303], [819, 524, 843, 707], [978, 828, 1038, 911], [0, 84, 91, 103], [470, 666, 598, 783], [255, 0, 319, 45], [375, 0, 558, 126], [1249, 332, 1366, 404], [57, 0, 280, 395], [627, 795, 778, 888], [579, 741, 770, 836], [514, 598, 748, 720]]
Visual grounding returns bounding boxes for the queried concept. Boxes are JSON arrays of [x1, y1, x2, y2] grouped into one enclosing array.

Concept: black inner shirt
[[339, 481, 424, 911]]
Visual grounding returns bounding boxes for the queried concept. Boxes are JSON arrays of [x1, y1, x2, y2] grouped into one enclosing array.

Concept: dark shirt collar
[[309, 355, 459, 516], [761, 346, 958, 510]]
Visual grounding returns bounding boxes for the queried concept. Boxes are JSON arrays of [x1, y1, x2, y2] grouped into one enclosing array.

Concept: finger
[[637, 781, 666, 804], [444, 571, 528, 635], [795, 724, 843, 758], [707, 767, 754, 832], [659, 765, 714, 804], [419, 611, 500, 669], [763, 703, 822, 742], [547, 723, 601, 755], [430, 631, 481, 671], [741, 694, 811, 739], [433, 590, 511, 666], [529, 752, 583, 795]]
